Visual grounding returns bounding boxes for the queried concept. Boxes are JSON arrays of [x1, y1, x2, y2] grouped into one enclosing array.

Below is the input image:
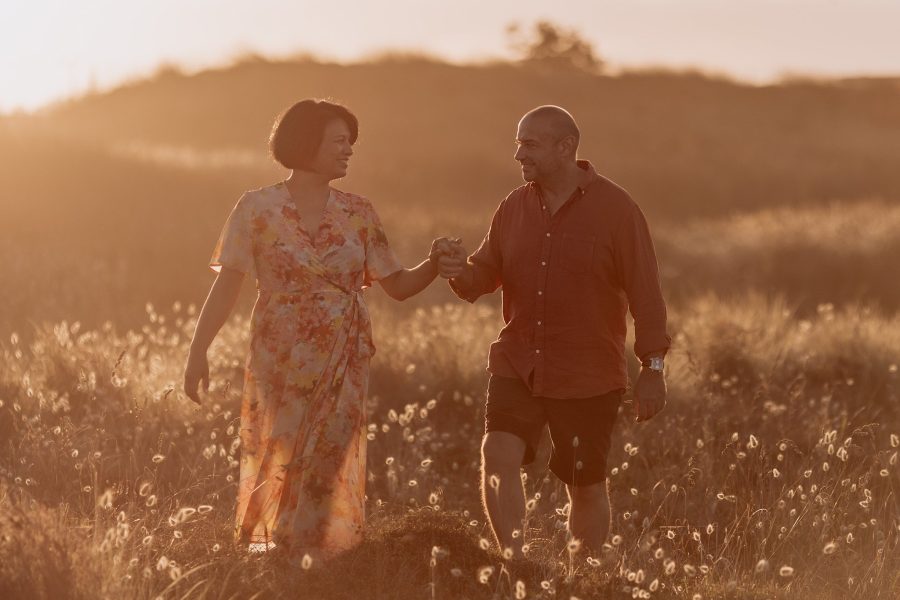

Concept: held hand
[[183, 351, 210, 405], [429, 237, 456, 264], [430, 237, 468, 279], [633, 368, 667, 422]]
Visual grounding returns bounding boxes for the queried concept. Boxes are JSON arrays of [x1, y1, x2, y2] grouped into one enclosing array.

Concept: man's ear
[[558, 135, 577, 157]]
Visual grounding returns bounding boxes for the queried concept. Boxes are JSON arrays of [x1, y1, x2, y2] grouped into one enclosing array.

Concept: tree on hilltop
[[507, 21, 604, 73]]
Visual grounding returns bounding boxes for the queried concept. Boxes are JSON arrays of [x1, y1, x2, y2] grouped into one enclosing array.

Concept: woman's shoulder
[[234, 182, 287, 211]]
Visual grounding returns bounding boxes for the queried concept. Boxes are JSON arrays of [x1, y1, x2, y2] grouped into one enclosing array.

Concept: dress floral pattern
[[209, 182, 401, 560]]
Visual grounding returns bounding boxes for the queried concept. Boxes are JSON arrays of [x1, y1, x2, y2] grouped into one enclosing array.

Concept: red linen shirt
[[450, 160, 671, 399]]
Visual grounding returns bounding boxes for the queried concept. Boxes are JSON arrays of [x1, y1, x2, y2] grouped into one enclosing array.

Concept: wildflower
[[502, 547, 514, 559], [748, 435, 759, 449], [151, 454, 165, 464], [666, 530, 675, 540], [572, 436, 580, 448], [706, 524, 715, 535], [754, 559, 770, 574], [479, 538, 490, 550], [683, 564, 696, 576], [420, 458, 433, 468], [301, 554, 313, 569], [98, 489, 114, 510], [611, 535, 622, 546], [630, 488, 638, 496], [450, 568, 462, 577], [654, 548, 664, 559], [212, 544, 220, 552], [477, 566, 494, 584], [779, 566, 794, 577], [892, 434, 899, 448], [197, 505, 213, 514], [568, 539, 582, 553], [772, 468, 781, 478], [488, 474, 500, 489], [649, 579, 659, 592], [515, 580, 526, 599], [823, 542, 837, 555]]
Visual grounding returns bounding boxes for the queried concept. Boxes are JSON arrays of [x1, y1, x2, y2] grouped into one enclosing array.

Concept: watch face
[[650, 357, 664, 371]]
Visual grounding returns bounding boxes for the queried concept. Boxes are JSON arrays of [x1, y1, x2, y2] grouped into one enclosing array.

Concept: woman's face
[[310, 118, 354, 181]]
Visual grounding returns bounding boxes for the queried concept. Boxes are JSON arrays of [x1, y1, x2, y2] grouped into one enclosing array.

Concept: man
[[435, 105, 670, 558]]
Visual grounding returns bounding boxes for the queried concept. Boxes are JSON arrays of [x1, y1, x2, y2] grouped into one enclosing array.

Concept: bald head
[[520, 105, 580, 154]]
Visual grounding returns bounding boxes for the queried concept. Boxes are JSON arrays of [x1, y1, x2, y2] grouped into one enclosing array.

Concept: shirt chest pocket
[[558, 233, 596, 274]]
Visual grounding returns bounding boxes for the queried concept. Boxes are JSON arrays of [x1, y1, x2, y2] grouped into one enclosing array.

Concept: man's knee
[[481, 432, 526, 474]]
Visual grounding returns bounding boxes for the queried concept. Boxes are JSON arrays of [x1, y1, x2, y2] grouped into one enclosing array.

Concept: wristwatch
[[642, 356, 665, 373]]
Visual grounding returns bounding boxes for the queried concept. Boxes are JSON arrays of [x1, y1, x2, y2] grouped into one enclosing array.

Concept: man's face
[[514, 116, 564, 183], [310, 118, 354, 180]]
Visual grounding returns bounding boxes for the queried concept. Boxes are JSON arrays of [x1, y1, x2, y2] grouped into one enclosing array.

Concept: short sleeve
[[209, 193, 254, 274], [361, 198, 402, 287]]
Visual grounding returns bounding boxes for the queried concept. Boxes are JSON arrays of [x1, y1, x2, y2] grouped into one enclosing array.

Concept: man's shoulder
[[592, 174, 635, 206], [502, 183, 535, 206]]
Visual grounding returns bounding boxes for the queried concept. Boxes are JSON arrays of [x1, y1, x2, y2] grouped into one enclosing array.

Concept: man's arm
[[440, 201, 506, 303], [614, 199, 671, 422]]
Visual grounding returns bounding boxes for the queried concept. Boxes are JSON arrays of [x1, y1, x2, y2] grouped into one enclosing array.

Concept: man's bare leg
[[566, 481, 611, 555], [481, 432, 527, 558]]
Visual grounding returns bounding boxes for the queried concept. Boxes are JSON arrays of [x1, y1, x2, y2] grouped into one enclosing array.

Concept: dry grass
[[1, 295, 898, 599]]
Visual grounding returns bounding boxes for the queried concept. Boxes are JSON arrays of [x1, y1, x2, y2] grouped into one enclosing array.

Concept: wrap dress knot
[[208, 183, 401, 560]]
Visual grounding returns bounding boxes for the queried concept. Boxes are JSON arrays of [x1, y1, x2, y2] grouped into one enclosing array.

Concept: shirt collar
[[531, 159, 600, 196]]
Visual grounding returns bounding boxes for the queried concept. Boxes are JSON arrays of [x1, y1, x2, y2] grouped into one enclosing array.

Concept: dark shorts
[[485, 374, 623, 486]]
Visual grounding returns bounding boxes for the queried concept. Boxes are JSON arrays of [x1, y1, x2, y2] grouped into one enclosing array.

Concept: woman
[[183, 99, 445, 562]]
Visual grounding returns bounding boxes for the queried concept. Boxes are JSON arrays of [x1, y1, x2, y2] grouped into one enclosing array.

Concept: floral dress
[[209, 182, 401, 560]]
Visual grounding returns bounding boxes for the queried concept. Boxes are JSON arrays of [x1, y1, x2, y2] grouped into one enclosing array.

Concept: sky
[[2, 0, 899, 113]]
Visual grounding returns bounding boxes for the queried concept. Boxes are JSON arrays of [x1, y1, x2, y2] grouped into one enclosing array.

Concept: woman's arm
[[183, 267, 245, 403], [378, 238, 456, 301], [378, 258, 439, 301]]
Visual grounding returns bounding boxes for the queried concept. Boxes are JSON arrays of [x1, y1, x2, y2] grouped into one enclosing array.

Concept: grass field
[[1, 57, 899, 599]]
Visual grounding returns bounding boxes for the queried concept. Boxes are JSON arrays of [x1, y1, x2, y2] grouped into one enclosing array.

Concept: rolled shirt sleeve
[[614, 199, 672, 361], [449, 199, 505, 303]]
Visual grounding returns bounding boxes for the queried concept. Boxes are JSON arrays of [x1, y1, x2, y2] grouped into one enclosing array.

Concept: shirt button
[[538, 291, 543, 295], [546, 232, 551, 237], [542, 205, 547, 210], [537, 320, 542, 325], [535, 349, 541, 354], [541, 261, 546, 266]]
